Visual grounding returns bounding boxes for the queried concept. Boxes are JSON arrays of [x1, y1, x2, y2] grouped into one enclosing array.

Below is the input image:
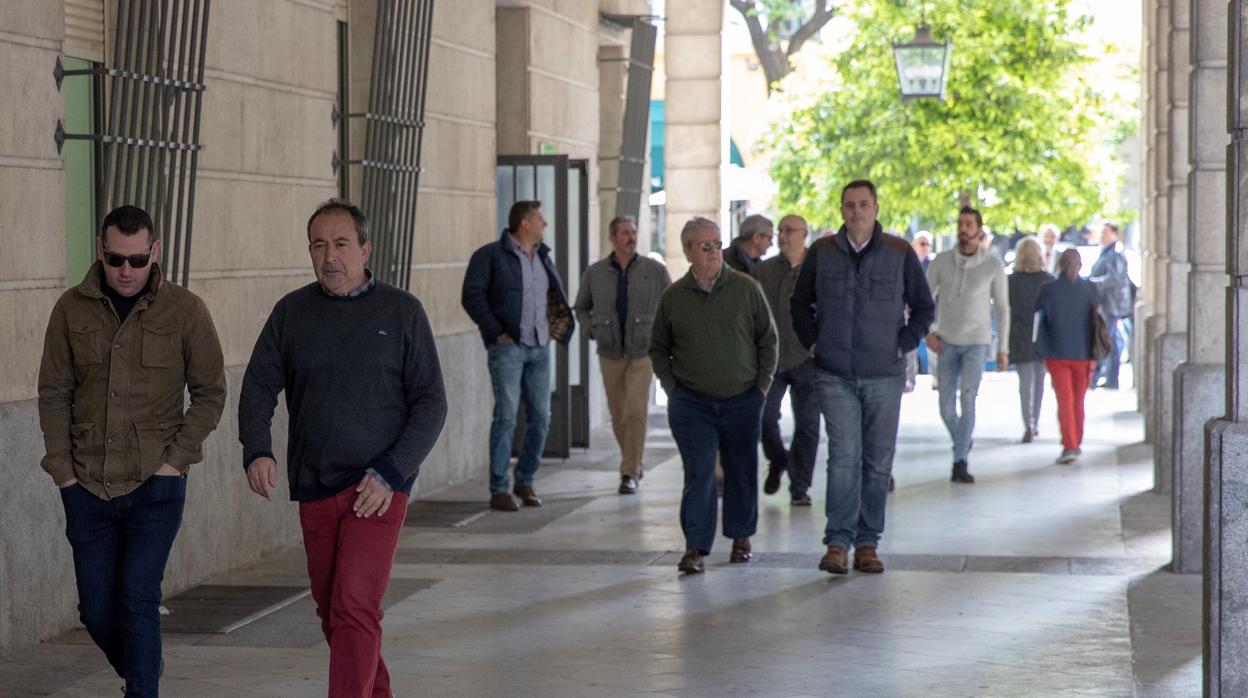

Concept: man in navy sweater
[[238, 199, 447, 697]]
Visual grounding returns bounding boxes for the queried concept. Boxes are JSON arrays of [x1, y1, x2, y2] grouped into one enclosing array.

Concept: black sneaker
[[791, 492, 812, 506], [763, 465, 784, 495], [618, 475, 638, 494], [951, 459, 975, 484]]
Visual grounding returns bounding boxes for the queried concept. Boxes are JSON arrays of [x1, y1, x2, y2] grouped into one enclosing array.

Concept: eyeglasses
[[691, 241, 723, 253], [102, 247, 154, 268]]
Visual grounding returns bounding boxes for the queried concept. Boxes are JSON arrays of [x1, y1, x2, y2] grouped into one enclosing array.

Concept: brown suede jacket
[[37, 263, 226, 500]]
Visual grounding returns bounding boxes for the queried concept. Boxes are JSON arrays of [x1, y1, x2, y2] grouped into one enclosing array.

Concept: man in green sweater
[[650, 217, 778, 574]]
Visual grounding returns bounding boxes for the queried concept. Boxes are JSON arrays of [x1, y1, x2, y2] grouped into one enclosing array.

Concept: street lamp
[[893, 24, 951, 102]]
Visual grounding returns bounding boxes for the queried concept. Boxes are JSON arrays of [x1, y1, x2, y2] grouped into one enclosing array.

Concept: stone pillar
[[1172, 0, 1230, 575], [1137, 0, 1159, 440], [1153, 0, 1190, 496], [662, 0, 725, 274], [1203, 2, 1247, 693]]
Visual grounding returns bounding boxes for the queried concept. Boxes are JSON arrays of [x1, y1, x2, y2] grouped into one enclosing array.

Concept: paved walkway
[[4, 371, 1201, 696]]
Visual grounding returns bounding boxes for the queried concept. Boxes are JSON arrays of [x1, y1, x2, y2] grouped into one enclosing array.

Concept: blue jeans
[[814, 370, 904, 549], [936, 343, 988, 461], [667, 385, 765, 553], [1094, 315, 1125, 387], [487, 342, 552, 494], [761, 360, 821, 496], [60, 475, 186, 698]]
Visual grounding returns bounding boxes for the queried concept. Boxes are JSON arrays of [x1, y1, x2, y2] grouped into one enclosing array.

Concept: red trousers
[[1045, 359, 1095, 450], [300, 487, 409, 698]]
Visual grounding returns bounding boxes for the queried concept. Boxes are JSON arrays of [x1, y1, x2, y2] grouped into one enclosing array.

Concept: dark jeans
[[667, 385, 765, 553], [761, 360, 820, 496], [61, 475, 186, 698], [814, 369, 904, 549]]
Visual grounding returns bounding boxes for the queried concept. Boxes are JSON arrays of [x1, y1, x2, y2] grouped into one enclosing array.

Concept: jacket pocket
[[869, 272, 898, 300], [818, 269, 848, 298], [69, 422, 101, 471], [135, 419, 182, 476], [140, 322, 179, 368], [68, 321, 105, 366], [628, 313, 655, 355]]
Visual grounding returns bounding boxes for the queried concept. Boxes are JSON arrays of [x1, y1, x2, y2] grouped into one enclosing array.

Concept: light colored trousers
[[600, 355, 653, 478], [1016, 360, 1046, 432]]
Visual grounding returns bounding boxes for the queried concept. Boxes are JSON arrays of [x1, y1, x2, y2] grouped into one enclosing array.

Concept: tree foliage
[[730, 0, 839, 93], [765, 0, 1130, 234]]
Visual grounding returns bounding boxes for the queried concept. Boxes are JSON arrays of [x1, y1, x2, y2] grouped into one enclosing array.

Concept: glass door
[[496, 155, 590, 458]]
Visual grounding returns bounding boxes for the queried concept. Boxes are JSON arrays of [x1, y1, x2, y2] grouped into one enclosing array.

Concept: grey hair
[[608, 215, 636, 236], [738, 214, 774, 240], [680, 217, 720, 247], [307, 198, 370, 246]]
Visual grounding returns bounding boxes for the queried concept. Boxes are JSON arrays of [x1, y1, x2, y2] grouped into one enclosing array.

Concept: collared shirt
[[610, 253, 637, 336], [318, 269, 376, 299], [505, 233, 550, 347], [694, 266, 722, 293]]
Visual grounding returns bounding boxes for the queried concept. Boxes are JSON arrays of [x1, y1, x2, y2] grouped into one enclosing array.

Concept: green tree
[[766, 0, 1129, 234], [730, 1, 840, 93]]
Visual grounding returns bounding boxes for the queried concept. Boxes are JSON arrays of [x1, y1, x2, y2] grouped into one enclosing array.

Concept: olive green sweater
[[649, 267, 778, 399]]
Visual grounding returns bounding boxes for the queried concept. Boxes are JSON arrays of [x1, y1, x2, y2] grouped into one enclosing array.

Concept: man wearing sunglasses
[[650, 217, 778, 574], [37, 205, 226, 696]]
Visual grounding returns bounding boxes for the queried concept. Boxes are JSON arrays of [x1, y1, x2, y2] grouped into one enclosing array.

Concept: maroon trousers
[[1044, 359, 1095, 450], [299, 487, 408, 698]]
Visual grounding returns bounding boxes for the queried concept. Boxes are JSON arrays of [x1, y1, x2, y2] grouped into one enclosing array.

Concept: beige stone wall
[[0, 0, 499, 653]]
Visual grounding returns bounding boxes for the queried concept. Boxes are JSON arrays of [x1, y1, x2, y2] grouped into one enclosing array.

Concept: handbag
[[1090, 306, 1113, 361]]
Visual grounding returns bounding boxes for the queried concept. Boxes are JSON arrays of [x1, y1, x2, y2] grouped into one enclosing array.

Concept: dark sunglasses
[[693, 241, 723, 253], [103, 248, 154, 268]]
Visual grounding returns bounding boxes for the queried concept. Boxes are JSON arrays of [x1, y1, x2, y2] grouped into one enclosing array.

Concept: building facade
[[0, 0, 651, 654]]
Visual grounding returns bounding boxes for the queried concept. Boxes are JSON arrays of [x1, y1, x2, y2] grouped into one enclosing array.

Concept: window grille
[[55, 0, 211, 287], [336, 0, 436, 291]]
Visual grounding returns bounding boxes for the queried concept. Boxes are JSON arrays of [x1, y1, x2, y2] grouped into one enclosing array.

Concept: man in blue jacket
[[462, 200, 575, 511], [791, 180, 935, 575]]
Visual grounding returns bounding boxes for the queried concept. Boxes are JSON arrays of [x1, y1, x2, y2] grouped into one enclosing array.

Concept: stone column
[[1203, 2, 1247, 693], [662, 0, 725, 274], [1153, 0, 1190, 497], [1171, 0, 1230, 575], [1137, 0, 1159, 440]]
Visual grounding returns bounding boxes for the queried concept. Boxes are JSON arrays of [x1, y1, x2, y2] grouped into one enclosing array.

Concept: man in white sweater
[[925, 207, 1009, 484]]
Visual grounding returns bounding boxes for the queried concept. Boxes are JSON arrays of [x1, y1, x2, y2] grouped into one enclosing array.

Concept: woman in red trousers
[[1033, 249, 1099, 464]]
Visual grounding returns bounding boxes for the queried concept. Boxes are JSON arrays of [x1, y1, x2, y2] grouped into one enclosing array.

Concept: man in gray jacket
[[925, 206, 1009, 484], [754, 214, 819, 505], [574, 216, 672, 493]]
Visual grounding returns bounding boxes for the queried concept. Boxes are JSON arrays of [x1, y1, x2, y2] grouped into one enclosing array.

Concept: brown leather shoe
[[853, 546, 885, 573], [489, 493, 518, 512], [818, 545, 848, 574], [513, 484, 542, 507], [677, 549, 704, 574], [730, 538, 752, 563]]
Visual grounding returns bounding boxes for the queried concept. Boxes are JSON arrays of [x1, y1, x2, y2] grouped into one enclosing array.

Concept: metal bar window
[[342, 0, 436, 291], [614, 18, 657, 221], [55, 0, 211, 287]]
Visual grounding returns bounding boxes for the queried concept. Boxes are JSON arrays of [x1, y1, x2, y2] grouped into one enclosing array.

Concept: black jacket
[[1007, 270, 1054, 362], [1089, 243, 1133, 318], [791, 224, 935, 379], [461, 230, 575, 346]]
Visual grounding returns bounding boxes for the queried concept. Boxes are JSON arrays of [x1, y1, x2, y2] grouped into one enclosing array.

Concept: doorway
[[496, 155, 591, 458]]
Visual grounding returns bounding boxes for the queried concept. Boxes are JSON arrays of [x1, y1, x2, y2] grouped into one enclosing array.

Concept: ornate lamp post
[[893, 24, 951, 102]]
